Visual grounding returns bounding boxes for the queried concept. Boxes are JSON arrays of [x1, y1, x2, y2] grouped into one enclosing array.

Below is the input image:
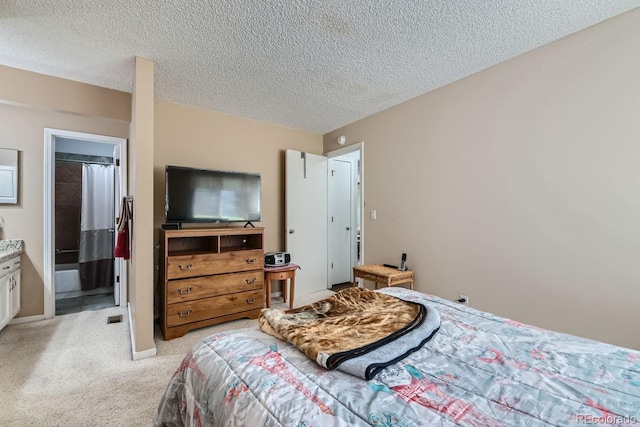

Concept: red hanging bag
[[114, 197, 131, 260]]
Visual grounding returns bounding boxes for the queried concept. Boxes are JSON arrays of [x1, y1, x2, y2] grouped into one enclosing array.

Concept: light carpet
[[0, 290, 335, 427]]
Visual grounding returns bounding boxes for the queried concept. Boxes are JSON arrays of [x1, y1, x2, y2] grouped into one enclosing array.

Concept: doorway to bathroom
[[43, 129, 128, 319]]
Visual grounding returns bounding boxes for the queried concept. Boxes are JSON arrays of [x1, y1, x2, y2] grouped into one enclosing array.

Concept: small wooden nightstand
[[264, 264, 300, 309], [353, 264, 414, 290]]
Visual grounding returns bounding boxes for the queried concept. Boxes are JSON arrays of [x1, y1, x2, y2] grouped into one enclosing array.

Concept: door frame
[[43, 128, 128, 319], [326, 141, 365, 280]]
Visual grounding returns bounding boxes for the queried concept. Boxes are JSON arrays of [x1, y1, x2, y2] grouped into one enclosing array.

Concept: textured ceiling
[[1, 1, 639, 133]]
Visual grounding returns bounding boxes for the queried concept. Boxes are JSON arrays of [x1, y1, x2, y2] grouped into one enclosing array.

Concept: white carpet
[[0, 290, 335, 427]]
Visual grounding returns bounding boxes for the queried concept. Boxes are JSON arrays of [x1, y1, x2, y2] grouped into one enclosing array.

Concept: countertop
[[0, 239, 24, 262]]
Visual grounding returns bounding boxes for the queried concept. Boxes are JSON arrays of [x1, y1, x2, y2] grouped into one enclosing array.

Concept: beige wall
[[153, 101, 323, 256], [325, 9, 640, 350], [0, 65, 130, 318]]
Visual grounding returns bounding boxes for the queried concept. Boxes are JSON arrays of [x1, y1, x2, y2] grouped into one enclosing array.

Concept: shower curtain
[[79, 163, 115, 291]]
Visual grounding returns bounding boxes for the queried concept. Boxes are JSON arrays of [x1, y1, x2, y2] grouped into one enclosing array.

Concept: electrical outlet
[[457, 295, 469, 306]]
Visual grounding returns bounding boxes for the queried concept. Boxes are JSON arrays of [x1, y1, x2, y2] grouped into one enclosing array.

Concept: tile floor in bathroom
[[55, 293, 116, 316]]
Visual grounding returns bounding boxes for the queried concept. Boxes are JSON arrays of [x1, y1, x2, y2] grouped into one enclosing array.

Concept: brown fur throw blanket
[[258, 287, 440, 379]]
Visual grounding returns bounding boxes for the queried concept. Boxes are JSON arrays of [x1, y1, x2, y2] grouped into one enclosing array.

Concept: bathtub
[[55, 263, 112, 299], [55, 263, 81, 293]]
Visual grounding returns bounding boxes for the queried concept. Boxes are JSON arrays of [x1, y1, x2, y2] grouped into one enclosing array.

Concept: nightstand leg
[[266, 278, 272, 308], [289, 277, 295, 310], [283, 280, 287, 303]]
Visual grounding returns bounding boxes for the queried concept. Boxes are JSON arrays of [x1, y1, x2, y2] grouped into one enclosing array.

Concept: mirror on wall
[[0, 148, 18, 204]]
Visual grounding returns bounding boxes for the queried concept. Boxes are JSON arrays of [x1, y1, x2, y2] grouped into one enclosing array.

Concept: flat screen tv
[[165, 165, 261, 225]]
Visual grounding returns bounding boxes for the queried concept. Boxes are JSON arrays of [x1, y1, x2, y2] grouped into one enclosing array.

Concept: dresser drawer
[[166, 289, 264, 327], [0, 256, 20, 278], [166, 271, 264, 304], [167, 250, 264, 279], [271, 270, 296, 281]]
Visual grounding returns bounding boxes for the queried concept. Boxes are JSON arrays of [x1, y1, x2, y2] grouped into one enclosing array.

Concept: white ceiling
[[1, 1, 639, 134]]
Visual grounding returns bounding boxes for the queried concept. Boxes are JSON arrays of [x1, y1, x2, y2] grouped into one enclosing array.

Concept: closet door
[[328, 158, 353, 286]]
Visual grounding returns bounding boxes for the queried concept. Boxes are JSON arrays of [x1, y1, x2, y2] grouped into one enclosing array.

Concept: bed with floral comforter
[[155, 287, 640, 426]]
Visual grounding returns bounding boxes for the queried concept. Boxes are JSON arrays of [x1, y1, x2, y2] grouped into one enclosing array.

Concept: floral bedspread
[[155, 288, 640, 426]]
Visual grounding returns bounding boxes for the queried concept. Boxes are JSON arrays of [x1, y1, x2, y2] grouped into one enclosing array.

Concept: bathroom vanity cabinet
[[0, 254, 21, 331]]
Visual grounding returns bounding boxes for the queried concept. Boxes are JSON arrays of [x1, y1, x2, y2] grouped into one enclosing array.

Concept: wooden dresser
[[159, 227, 265, 340]]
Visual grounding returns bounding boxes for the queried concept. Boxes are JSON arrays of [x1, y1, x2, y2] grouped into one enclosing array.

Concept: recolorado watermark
[[576, 414, 638, 424]]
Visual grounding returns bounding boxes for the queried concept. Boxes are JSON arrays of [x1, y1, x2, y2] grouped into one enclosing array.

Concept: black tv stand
[[162, 222, 181, 230], [243, 221, 256, 228]]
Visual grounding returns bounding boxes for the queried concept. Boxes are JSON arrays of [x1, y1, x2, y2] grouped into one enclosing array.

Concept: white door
[[285, 149, 328, 295], [328, 159, 353, 285]]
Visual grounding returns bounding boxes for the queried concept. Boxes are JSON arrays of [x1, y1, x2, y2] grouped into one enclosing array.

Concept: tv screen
[[165, 165, 261, 224]]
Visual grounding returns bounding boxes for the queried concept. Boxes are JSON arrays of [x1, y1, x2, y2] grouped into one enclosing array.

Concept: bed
[[155, 287, 640, 426]]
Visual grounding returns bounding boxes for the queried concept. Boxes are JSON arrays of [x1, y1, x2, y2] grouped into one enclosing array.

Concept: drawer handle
[[246, 296, 256, 304], [177, 287, 192, 295], [245, 258, 257, 264], [178, 263, 193, 271], [178, 310, 192, 318], [245, 277, 256, 284], [2, 266, 10, 270]]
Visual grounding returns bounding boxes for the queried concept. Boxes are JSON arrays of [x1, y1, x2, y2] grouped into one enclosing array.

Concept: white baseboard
[[132, 346, 157, 360], [9, 314, 46, 325], [128, 302, 157, 361]]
